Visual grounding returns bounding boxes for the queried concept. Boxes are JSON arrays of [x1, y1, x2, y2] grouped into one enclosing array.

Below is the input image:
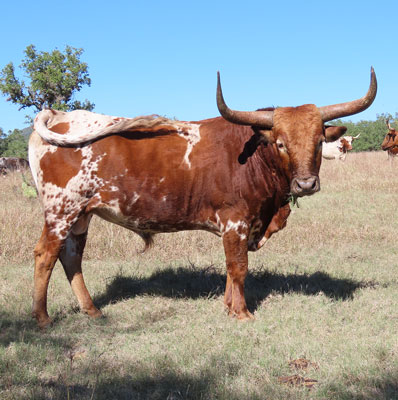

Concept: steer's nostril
[[292, 176, 319, 196], [297, 178, 315, 190]]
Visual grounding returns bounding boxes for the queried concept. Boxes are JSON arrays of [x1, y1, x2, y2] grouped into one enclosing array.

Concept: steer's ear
[[324, 125, 347, 142]]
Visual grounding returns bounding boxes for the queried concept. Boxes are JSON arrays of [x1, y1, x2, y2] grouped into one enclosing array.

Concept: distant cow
[[0, 157, 29, 175], [381, 119, 398, 158], [29, 69, 377, 328], [322, 134, 360, 160]]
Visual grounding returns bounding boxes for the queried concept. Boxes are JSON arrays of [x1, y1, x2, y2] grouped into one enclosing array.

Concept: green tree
[[1, 129, 29, 158], [0, 45, 94, 115], [0, 128, 6, 155]]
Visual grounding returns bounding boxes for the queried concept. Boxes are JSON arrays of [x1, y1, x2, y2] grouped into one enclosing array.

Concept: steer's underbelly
[[92, 203, 221, 236]]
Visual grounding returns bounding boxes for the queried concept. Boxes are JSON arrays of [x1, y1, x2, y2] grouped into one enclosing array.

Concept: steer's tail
[[33, 109, 189, 146], [137, 232, 155, 254]]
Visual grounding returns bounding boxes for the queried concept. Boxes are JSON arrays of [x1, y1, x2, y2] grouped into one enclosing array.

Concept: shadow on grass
[[32, 370, 223, 400], [93, 264, 370, 313], [323, 370, 398, 400], [23, 355, 269, 400], [16, 355, 398, 400], [0, 312, 73, 348]]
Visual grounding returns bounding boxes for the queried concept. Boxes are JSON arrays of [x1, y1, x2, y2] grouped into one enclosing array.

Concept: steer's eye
[[276, 139, 286, 152]]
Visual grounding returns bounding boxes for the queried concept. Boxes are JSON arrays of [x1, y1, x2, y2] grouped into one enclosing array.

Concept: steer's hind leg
[[33, 225, 65, 328], [59, 215, 102, 319]]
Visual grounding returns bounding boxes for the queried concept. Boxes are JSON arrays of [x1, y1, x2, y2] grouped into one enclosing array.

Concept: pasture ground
[[1, 151, 398, 399]]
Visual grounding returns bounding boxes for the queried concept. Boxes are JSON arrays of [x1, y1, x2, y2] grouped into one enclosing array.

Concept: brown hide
[[388, 147, 398, 156], [34, 117, 290, 238], [339, 138, 352, 153], [381, 125, 398, 158], [382, 127, 398, 152]]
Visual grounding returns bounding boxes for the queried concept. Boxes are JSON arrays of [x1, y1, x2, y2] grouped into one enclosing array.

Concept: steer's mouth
[[290, 175, 320, 197]]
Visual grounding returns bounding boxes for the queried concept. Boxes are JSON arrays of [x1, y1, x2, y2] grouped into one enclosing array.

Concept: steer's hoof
[[236, 310, 255, 321], [85, 307, 103, 319], [227, 308, 255, 321], [33, 313, 52, 330]]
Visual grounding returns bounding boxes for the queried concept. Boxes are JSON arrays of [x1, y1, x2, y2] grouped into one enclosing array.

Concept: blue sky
[[0, 0, 397, 133]]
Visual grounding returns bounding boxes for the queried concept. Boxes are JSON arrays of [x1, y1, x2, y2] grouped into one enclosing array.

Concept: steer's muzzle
[[291, 176, 320, 197]]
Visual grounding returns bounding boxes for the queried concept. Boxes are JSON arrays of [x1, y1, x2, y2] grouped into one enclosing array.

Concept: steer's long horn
[[386, 119, 392, 130], [216, 72, 274, 128], [319, 67, 377, 122]]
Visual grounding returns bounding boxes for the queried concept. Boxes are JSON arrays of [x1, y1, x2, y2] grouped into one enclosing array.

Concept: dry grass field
[[1, 151, 398, 399]]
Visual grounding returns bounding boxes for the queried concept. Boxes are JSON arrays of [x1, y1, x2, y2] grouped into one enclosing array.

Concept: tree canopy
[[0, 45, 94, 114], [332, 113, 395, 152], [0, 129, 29, 158]]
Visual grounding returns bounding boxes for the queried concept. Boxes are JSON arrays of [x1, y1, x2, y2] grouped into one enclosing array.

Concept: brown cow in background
[[29, 69, 376, 328], [381, 119, 398, 158], [0, 157, 29, 175]]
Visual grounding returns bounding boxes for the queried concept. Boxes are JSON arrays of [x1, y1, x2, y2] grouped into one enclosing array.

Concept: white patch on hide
[[37, 144, 107, 240], [131, 193, 140, 204], [177, 123, 201, 168], [34, 109, 128, 146], [215, 212, 224, 233], [224, 219, 248, 241], [29, 133, 59, 189]]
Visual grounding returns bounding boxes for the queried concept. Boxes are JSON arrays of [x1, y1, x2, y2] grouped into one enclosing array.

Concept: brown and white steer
[[29, 69, 377, 328], [321, 134, 360, 160], [381, 119, 398, 158]]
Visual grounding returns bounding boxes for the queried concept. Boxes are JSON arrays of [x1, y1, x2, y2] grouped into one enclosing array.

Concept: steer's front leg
[[222, 227, 253, 320]]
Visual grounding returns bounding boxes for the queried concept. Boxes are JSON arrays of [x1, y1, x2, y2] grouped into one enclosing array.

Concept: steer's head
[[382, 119, 398, 152], [339, 138, 352, 153], [217, 68, 377, 198]]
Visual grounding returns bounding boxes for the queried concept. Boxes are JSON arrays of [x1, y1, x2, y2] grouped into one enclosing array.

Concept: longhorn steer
[[322, 134, 360, 160], [382, 119, 398, 158], [29, 69, 377, 328]]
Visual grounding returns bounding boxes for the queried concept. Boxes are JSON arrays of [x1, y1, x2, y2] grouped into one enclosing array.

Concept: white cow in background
[[322, 134, 360, 161]]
